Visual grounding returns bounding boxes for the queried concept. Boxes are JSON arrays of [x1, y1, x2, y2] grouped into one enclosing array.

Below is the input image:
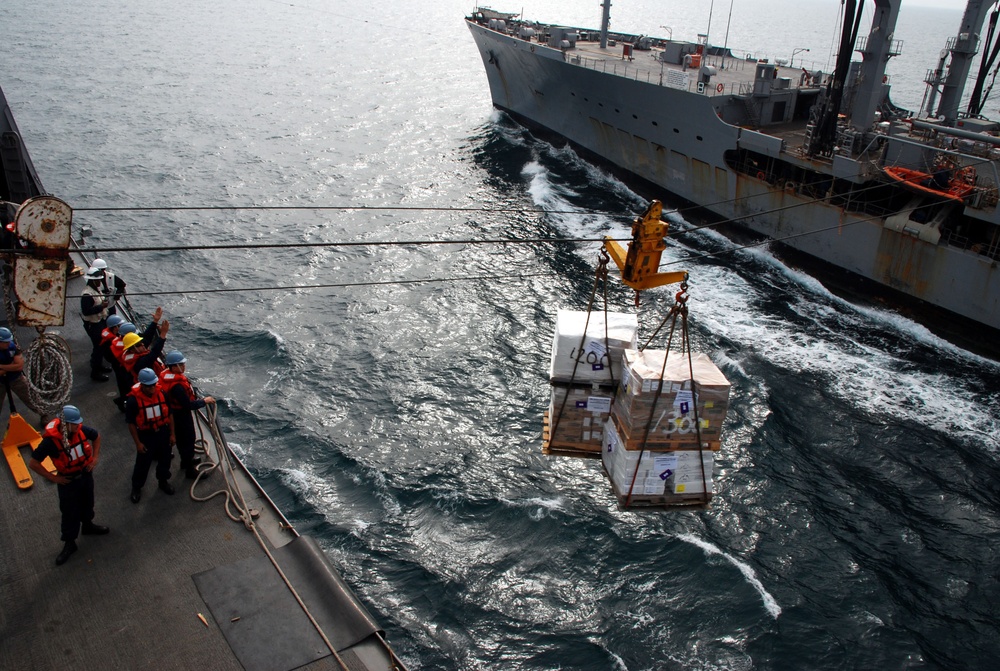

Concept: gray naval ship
[[467, 1, 1000, 338]]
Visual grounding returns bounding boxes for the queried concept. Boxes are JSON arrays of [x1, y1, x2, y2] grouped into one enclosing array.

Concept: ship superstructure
[[467, 1, 1000, 335]]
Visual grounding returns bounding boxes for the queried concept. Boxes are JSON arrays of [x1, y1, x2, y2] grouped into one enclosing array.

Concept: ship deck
[[0, 261, 401, 670], [566, 38, 814, 100]]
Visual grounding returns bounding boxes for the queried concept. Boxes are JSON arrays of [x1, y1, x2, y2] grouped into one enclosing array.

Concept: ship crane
[[604, 199, 687, 304]]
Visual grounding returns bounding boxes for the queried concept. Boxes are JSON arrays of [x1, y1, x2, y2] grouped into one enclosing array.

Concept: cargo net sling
[[545, 246, 730, 509]]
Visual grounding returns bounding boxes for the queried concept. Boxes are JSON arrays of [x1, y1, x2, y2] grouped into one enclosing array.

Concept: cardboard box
[[612, 349, 730, 450], [602, 419, 714, 496], [549, 309, 638, 384], [546, 385, 613, 449]]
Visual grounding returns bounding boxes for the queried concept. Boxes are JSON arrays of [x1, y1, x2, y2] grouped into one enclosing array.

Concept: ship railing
[[940, 229, 1000, 260]]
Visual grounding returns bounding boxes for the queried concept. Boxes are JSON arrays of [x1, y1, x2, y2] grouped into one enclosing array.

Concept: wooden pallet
[[602, 464, 713, 510], [541, 411, 603, 458]]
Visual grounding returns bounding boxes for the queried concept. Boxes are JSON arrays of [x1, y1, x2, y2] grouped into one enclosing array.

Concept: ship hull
[[467, 20, 1000, 333]]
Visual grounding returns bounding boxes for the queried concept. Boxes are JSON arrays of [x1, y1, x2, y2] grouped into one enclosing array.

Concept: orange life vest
[[159, 370, 195, 411], [119, 347, 138, 372], [111, 337, 125, 363], [43, 419, 95, 475], [99, 326, 117, 348], [128, 383, 171, 431]]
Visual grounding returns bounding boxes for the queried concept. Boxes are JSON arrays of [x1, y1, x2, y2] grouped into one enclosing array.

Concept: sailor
[[160, 350, 215, 479], [99, 315, 125, 370], [91, 258, 127, 315], [121, 317, 169, 382], [112, 322, 137, 410], [0, 326, 45, 421], [112, 308, 162, 409], [28, 405, 109, 566], [80, 268, 111, 381], [126, 367, 175, 503]]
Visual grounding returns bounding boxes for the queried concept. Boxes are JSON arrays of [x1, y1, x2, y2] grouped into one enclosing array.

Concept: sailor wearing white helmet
[[80, 267, 111, 381], [90, 258, 127, 315]]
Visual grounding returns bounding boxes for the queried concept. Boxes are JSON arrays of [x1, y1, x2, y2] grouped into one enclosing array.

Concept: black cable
[[64, 271, 564, 298]]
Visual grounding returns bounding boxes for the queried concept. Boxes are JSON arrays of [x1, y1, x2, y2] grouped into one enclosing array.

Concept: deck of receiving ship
[[0, 263, 394, 670], [565, 38, 812, 100]]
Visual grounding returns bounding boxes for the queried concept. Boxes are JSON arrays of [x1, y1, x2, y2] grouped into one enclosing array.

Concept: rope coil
[[24, 331, 73, 418]]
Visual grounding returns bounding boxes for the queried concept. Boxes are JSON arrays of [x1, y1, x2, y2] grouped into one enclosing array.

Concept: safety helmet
[[84, 268, 103, 281], [91, 259, 108, 270], [164, 350, 187, 366], [106, 315, 124, 328], [122, 332, 143, 350], [62, 405, 83, 424], [138, 368, 158, 386], [0, 327, 13, 343], [119, 322, 137, 335]]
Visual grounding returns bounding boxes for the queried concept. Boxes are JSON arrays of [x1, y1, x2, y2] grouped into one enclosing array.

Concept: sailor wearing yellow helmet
[[120, 316, 170, 383]]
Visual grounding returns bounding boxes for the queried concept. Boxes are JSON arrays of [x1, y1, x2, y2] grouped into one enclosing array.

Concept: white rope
[[187, 404, 369, 670], [24, 332, 73, 418]]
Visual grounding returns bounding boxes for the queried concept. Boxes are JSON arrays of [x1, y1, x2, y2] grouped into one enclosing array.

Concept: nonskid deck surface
[[0, 269, 363, 670], [558, 38, 810, 98]]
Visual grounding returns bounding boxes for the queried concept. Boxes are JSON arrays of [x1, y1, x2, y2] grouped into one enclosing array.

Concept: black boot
[[130, 488, 141, 504], [159, 480, 175, 496], [90, 371, 109, 382], [55, 540, 78, 566], [81, 522, 110, 535]]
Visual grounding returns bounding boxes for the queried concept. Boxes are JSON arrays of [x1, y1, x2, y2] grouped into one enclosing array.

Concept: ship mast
[[848, 0, 902, 132], [936, 0, 995, 125], [599, 0, 612, 49]]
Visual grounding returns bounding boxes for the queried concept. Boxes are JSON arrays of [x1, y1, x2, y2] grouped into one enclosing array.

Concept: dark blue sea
[[3, 0, 1000, 669]]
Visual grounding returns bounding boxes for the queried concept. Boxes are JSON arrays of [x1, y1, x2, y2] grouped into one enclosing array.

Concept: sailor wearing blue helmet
[[29, 405, 109, 565], [0, 326, 46, 422], [125, 367, 175, 503]]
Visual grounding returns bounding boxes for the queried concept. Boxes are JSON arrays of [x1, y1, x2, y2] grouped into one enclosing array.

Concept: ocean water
[[3, 1, 1000, 669]]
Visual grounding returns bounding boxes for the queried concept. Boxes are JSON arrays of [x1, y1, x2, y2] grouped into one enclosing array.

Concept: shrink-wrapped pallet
[[549, 309, 638, 384], [612, 349, 730, 450], [546, 385, 613, 451], [602, 419, 714, 498]]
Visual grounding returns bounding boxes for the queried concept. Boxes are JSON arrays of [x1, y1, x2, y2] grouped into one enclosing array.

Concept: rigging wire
[[58, 150, 1000, 257], [58, 199, 925, 300]]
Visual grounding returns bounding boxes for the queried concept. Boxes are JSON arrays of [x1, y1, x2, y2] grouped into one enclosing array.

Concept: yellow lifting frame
[[604, 200, 687, 299]]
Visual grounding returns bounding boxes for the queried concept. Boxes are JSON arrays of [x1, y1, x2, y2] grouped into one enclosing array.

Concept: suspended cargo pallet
[[548, 309, 638, 386], [543, 384, 614, 457], [602, 419, 714, 509], [612, 349, 729, 450], [540, 201, 729, 510], [542, 410, 602, 458]]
